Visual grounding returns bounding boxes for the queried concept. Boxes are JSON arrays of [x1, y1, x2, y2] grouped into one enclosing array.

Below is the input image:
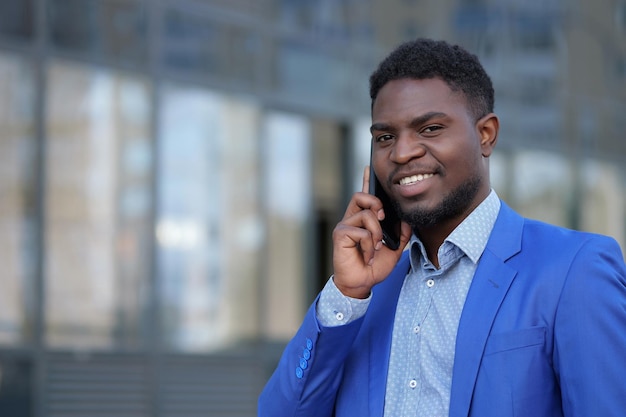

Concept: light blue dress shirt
[[317, 190, 500, 416]]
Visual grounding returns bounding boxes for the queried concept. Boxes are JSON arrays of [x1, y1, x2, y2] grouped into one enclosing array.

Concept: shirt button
[[335, 312, 344, 321], [426, 279, 435, 288], [413, 325, 421, 334], [409, 379, 418, 389]]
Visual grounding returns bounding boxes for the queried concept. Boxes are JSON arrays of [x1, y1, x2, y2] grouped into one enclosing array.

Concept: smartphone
[[369, 143, 401, 250]]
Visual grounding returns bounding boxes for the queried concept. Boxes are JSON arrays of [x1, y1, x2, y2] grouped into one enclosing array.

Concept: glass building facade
[[0, 0, 624, 415]]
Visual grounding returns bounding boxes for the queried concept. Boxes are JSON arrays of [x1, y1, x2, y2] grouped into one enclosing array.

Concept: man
[[258, 38, 626, 417]]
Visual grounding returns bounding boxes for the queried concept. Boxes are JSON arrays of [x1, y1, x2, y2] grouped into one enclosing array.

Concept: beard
[[392, 175, 482, 230]]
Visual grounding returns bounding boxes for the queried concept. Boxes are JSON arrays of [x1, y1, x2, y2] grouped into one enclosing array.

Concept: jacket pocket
[[484, 326, 545, 355], [473, 326, 558, 416]]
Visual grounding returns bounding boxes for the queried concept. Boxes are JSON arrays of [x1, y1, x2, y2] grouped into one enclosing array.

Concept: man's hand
[[332, 166, 412, 299]]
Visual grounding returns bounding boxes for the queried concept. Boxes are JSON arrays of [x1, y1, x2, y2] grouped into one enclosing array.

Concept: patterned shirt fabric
[[316, 190, 501, 416], [317, 277, 372, 326]]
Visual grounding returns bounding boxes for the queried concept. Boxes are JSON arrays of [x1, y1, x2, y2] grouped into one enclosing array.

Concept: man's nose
[[389, 133, 426, 164]]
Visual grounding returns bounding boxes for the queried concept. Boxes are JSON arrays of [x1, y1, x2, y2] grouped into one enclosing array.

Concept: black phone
[[369, 143, 401, 250]]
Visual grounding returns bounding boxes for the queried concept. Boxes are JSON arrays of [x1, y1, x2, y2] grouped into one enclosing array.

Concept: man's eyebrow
[[370, 122, 392, 133], [370, 112, 448, 133], [408, 112, 448, 129]]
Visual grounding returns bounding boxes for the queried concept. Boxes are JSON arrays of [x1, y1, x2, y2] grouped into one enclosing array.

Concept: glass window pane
[[510, 150, 571, 227], [275, 40, 350, 102], [0, 0, 35, 42], [157, 84, 262, 352], [0, 52, 37, 346], [350, 117, 372, 194], [0, 355, 32, 416], [162, 8, 259, 86], [581, 160, 626, 248], [45, 60, 152, 349], [48, 0, 148, 68], [489, 150, 512, 201], [263, 111, 311, 339]]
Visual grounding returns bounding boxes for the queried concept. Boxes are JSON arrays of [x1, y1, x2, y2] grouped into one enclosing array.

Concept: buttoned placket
[[405, 266, 440, 399], [404, 242, 465, 412]]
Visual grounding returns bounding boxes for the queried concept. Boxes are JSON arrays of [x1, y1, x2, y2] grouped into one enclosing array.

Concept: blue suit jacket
[[259, 202, 626, 416]]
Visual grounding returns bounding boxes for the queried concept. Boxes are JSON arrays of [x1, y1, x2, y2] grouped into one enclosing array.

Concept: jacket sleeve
[[554, 235, 626, 417], [258, 299, 365, 417]]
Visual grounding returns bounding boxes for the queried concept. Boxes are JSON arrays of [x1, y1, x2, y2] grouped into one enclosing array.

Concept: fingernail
[[375, 241, 383, 251]]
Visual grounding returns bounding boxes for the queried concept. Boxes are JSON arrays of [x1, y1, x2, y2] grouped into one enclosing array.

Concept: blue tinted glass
[[0, 0, 35, 42], [162, 8, 259, 86], [0, 52, 37, 347], [45, 61, 152, 349], [48, 0, 148, 67]]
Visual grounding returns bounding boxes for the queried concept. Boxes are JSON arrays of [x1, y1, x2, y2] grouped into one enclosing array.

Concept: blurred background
[[0, 0, 625, 416]]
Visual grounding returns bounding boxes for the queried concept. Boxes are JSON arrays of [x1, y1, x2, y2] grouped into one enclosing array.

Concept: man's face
[[370, 77, 493, 232]]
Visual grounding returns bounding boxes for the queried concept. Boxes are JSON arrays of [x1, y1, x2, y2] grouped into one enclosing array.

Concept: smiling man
[[258, 38, 626, 417]]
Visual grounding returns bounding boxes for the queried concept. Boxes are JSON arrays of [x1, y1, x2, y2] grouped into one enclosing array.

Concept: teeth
[[399, 173, 434, 185]]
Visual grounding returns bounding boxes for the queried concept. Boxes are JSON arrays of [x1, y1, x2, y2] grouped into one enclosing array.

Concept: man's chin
[[397, 204, 441, 229]]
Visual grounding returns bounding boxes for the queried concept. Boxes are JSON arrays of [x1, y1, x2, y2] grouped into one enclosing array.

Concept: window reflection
[[350, 118, 372, 194], [48, 0, 148, 68], [157, 84, 262, 352], [510, 150, 571, 227], [581, 161, 626, 249], [0, 1, 34, 42], [276, 40, 351, 103], [45, 60, 152, 349], [0, 356, 32, 415], [162, 8, 259, 86], [0, 52, 37, 346], [262, 111, 311, 339]]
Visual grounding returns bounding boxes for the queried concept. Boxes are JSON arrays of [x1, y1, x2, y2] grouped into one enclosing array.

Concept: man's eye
[[376, 134, 394, 142], [422, 125, 443, 134]]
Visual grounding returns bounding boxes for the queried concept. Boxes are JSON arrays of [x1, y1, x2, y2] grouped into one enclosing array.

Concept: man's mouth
[[398, 173, 434, 185]]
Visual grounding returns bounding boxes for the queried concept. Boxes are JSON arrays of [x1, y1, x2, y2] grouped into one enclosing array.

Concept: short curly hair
[[369, 38, 494, 120]]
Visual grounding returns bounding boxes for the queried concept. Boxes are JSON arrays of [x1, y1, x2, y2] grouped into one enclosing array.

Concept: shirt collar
[[409, 190, 501, 270]]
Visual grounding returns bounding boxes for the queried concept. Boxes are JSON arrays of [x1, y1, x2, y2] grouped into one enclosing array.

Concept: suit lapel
[[449, 202, 523, 417]]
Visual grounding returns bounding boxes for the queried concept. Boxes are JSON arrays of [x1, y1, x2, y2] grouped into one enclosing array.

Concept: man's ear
[[477, 113, 499, 157]]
